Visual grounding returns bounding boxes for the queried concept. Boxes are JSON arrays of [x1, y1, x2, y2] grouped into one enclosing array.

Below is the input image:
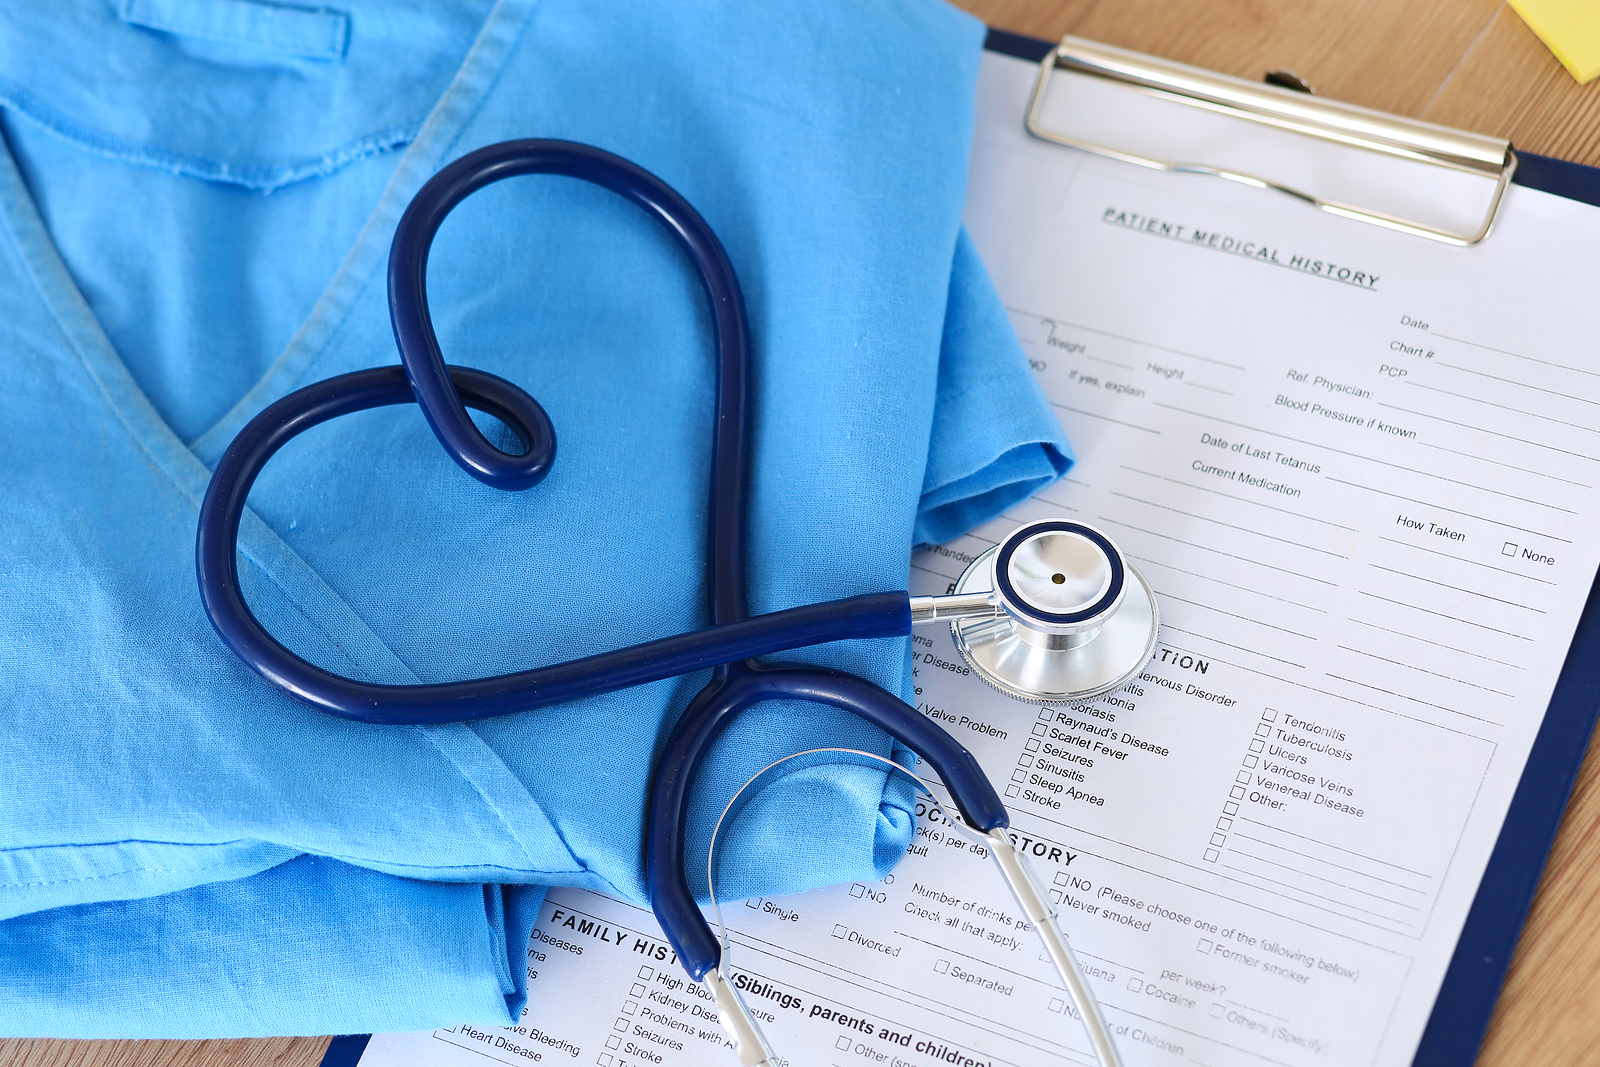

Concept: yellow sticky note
[[1508, 0, 1600, 83]]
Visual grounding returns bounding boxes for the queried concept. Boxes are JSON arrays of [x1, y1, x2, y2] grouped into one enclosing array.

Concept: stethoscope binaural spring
[[195, 139, 1157, 1067]]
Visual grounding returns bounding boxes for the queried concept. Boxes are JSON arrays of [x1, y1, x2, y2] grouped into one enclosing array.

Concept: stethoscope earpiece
[[912, 520, 1159, 703]]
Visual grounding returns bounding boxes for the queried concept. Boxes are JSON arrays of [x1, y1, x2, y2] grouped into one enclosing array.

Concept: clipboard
[[326, 31, 1600, 1067], [984, 26, 1600, 1067]]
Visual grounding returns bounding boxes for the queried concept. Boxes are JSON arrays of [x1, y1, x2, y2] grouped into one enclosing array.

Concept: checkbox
[[1235, 770, 1251, 783], [1223, 801, 1239, 814], [1049, 889, 1063, 903], [1049, 997, 1065, 1013], [606, 1035, 622, 1050], [1026, 738, 1041, 752], [1018, 754, 1035, 767], [1005, 784, 1021, 797], [1242, 755, 1258, 768], [630, 983, 646, 997], [613, 1017, 629, 1032], [1210, 833, 1226, 846], [1197, 939, 1214, 953], [833, 924, 848, 939], [850, 883, 866, 898], [1127, 977, 1142, 992], [1211, 1003, 1225, 1019], [1255, 723, 1271, 737], [622, 1000, 638, 1015], [1033, 723, 1048, 736], [1261, 709, 1278, 722], [637, 966, 654, 980], [1012, 769, 1028, 782], [1204, 849, 1220, 862], [597, 1055, 614, 1067], [1249, 739, 1265, 752], [1503, 542, 1518, 557], [1053, 871, 1069, 885], [1229, 786, 1245, 799], [1040, 949, 1051, 963], [836, 1036, 853, 1051], [1216, 817, 1233, 830], [1039, 707, 1055, 721], [935, 959, 950, 974], [745, 897, 761, 909]]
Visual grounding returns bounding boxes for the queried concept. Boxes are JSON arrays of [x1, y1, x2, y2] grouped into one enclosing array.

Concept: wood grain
[[0, 1037, 327, 1067], [5, 3, 1597, 1066]]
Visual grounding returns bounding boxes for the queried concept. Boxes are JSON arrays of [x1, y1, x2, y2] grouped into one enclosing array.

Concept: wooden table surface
[[6, 2, 1597, 1066]]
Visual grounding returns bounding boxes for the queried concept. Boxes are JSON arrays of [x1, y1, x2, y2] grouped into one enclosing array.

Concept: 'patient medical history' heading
[[1100, 207, 1381, 290]]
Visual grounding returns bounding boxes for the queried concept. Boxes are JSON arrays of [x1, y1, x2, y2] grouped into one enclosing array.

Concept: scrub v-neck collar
[[0, 0, 587, 882], [9, 0, 537, 476]]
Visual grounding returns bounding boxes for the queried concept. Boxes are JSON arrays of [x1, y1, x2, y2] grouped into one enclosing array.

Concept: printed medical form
[[356, 51, 1600, 1067]]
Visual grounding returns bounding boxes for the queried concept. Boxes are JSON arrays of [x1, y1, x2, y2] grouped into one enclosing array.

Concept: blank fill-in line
[[1378, 536, 1557, 586], [1155, 591, 1318, 640], [1434, 331, 1600, 381], [1436, 360, 1600, 407], [1110, 491, 1348, 558], [1336, 645, 1516, 698], [1097, 517, 1340, 586], [1368, 564, 1546, 613], [1407, 379, 1600, 434], [1358, 591, 1535, 641], [1158, 400, 1593, 492], [1005, 308, 1248, 370], [1237, 817, 1431, 877], [1377, 401, 1599, 463], [1325, 673, 1500, 725], [1414, 438, 1591, 489], [1184, 380, 1236, 396], [1140, 556, 1327, 612], [1225, 848, 1419, 909], [1161, 626, 1307, 668], [1218, 863, 1412, 923], [1120, 465, 1357, 531], [1325, 476, 1571, 543], [1086, 354, 1137, 370], [1348, 618, 1525, 670], [1051, 401, 1161, 434], [1229, 832, 1427, 893]]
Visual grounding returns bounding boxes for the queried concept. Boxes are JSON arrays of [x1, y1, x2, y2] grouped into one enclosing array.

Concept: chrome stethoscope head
[[911, 520, 1159, 702]]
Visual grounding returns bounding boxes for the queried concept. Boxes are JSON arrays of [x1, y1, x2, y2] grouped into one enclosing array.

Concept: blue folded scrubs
[[0, 0, 1070, 1037]]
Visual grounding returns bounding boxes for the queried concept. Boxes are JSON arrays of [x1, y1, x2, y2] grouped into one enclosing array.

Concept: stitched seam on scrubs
[[0, 75, 418, 191], [0, 142, 376, 678], [416, 727, 599, 883], [0, 854, 293, 891], [119, 0, 350, 61], [189, 0, 541, 455]]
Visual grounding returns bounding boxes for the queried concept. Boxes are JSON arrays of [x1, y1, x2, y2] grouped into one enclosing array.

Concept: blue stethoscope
[[196, 140, 1160, 1067]]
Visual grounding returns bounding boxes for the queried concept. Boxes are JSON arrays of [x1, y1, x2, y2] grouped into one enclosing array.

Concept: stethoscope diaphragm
[[948, 520, 1159, 703]]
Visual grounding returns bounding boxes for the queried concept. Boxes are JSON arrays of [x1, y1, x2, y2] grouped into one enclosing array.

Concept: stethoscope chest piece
[[950, 521, 1158, 703]]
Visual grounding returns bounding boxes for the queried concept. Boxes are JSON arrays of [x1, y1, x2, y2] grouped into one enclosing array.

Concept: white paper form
[[355, 50, 1600, 1067]]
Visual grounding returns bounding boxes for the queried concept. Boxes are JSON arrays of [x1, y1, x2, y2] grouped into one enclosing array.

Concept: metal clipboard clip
[[1026, 36, 1517, 245]]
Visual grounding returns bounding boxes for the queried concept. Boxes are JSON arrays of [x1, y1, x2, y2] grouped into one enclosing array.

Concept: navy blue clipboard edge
[[985, 25, 1600, 1067], [321, 29, 1600, 1067]]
